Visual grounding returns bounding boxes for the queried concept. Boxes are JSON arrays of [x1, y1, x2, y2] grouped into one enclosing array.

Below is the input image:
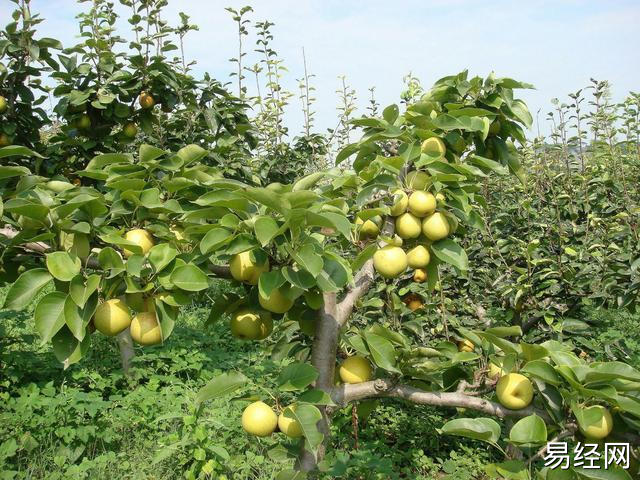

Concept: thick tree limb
[[116, 328, 136, 375], [313, 292, 339, 391], [207, 263, 232, 279], [334, 378, 553, 422], [337, 259, 374, 325], [299, 292, 340, 472]]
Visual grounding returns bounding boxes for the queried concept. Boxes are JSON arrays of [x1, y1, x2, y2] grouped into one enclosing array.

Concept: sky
[[4, 0, 640, 139]]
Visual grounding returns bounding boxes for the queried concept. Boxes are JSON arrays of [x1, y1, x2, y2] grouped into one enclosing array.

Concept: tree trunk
[[298, 292, 340, 472], [116, 328, 135, 375]]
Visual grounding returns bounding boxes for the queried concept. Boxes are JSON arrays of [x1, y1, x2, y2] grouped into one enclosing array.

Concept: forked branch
[[337, 259, 375, 325]]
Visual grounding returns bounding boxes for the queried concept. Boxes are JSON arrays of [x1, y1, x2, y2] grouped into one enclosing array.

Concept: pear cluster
[[93, 292, 162, 346], [90, 227, 181, 347], [227, 248, 293, 341], [359, 150, 451, 283], [241, 401, 304, 438]]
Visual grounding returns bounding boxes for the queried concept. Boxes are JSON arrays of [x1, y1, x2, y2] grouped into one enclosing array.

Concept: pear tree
[[1, 71, 639, 479]]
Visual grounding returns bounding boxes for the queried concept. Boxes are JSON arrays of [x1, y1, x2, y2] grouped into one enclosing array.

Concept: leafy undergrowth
[[1, 285, 638, 479]]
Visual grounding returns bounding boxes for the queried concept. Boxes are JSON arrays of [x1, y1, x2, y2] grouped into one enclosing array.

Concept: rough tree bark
[[116, 328, 136, 375]]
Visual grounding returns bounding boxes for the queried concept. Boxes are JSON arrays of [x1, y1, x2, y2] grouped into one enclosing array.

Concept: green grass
[[1, 284, 639, 479]]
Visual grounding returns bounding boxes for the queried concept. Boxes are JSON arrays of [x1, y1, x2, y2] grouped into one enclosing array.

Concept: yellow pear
[[422, 212, 450, 241], [278, 405, 303, 438], [578, 405, 613, 440], [123, 228, 154, 257], [408, 191, 437, 217], [257, 315, 273, 340], [259, 287, 294, 314], [421, 137, 446, 159], [230, 308, 273, 340], [390, 189, 409, 216], [94, 299, 132, 336], [496, 373, 534, 410], [406, 245, 430, 268], [139, 91, 155, 109], [339, 356, 373, 384], [413, 268, 427, 283], [0, 95, 7, 113], [242, 401, 278, 437], [356, 216, 382, 238], [373, 246, 407, 279], [405, 171, 430, 190], [130, 311, 163, 346], [123, 122, 138, 138], [395, 213, 422, 239], [404, 294, 423, 311], [457, 339, 475, 353], [0, 133, 11, 147], [230, 250, 270, 285]]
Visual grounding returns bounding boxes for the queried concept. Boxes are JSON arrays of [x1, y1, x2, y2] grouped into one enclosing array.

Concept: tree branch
[[337, 259, 374, 325], [334, 378, 553, 422]]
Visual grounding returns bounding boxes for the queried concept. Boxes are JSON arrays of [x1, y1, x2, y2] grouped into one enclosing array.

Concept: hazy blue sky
[[4, 0, 639, 138]]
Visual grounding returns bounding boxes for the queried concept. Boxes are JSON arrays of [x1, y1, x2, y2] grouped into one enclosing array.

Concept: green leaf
[[242, 187, 290, 214], [176, 144, 208, 165], [98, 246, 125, 274], [0, 165, 32, 179], [258, 270, 285, 298], [51, 325, 90, 369], [289, 404, 323, 449], [0, 145, 44, 159], [69, 274, 100, 308], [148, 243, 177, 274], [383, 104, 399, 123], [170, 264, 209, 292], [34, 292, 67, 345], [293, 172, 325, 191], [364, 332, 399, 373], [200, 227, 232, 254], [308, 211, 352, 240], [282, 267, 316, 289], [2, 268, 52, 310], [297, 389, 335, 406], [275, 470, 307, 480], [438, 418, 501, 446], [583, 362, 640, 384], [508, 414, 547, 446], [85, 153, 132, 170], [430, 239, 468, 272], [521, 360, 561, 386], [254, 216, 280, 247], [196, 371, 248, 404], [139, 144, 166, 163], [277, 363, 319, 391], [196, 372, 247, 404], [64, 293, 97, 341], [573, 466, 633, 480], [45, 252, 81, 282], [290, 244, 324, 277]]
